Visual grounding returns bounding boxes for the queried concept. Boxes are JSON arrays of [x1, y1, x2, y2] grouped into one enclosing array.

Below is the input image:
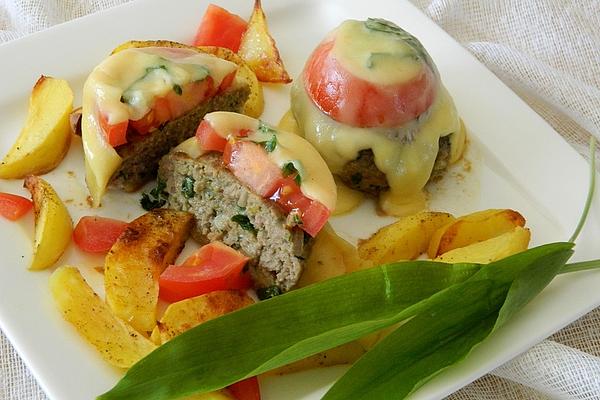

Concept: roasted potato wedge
[[277, 110, 300, 135], [151, 290, 254, 345], [105, 209, 193, 334], [435, 226, 531, 264], [24, 176, 72, 270], [50, 266, 156, 368], [428, 209, 526, 258], [238, 0, 292, 83], [267, 341, 366, 376], [358, 211, 455, 266], [297, 225, 363, 287], [112, 40, 264, 118], [0, 76, 73, 179]]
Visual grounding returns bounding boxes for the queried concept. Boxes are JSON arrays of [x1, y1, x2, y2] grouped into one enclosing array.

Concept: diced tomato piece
[[159, 241, 251, 303], [72, 216, 128, 253], [228, 377, 261, 400], [194, 4, 248, 52], [269, 178, 330, 237], [224, 141, 283, 197], [217, 70, 237, 94], [128, 110, 155, 136], [0, 193, 32, 221], [303, 39, 437, 128], [98, 112, 128, 147], [164, 77, 215, 120], [196, 119, 227, 152], [153, 97, 172, 126]]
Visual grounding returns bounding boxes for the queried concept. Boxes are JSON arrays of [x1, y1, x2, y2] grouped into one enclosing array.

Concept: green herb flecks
[[257, 121, 278, 152], [366, 52, 420, 69], [140, 179, 168, 211], [231, 214, 257, 234], [181, 176, 196, 199], [364, 18, 435, 71], [282, 162, 302, 185], [259, 135, 277, 153], [173, 84, 183, 95], [257, 286, 282, 300]]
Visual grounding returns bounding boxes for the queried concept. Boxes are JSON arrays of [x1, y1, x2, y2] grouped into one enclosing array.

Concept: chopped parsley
[[140, 179, 168, 211], [257, 121, 278, 152], [173, 84, 183, 95], [256, 286, 282, 300], [231, 214, 257, 234], [181, 176, 196, 199], [282, 162, 302, 185]]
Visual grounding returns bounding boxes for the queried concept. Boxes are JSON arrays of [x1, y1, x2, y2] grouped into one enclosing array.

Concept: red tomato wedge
[[73, 216, 128, 253], [228, 377, 261, 400], [194, 4, 248, 52], [269, 178, 330, 237], [98, 112, 128, 147], [224, 141, 283, 197], [159, 241, 251, 303], [196, 119, 227, 152], [0, 193, 33, 221], [303, 39, 437, 128]]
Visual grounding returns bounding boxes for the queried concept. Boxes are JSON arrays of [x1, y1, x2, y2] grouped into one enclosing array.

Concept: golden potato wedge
[[0, 76, 73, 179], [277, 110, 300, 135], [435, 226, 531, 264], [332, 178, 364, 216], [238, 0, 292, 83], [112, 40, 264, 119], [105, 209, 193, 334], [24, 176, 72, 270], [297, 225, 363, 287], [266, 341, 366, 376], [427, 209, 526, 258], [152, 290, 254, 345], [50, 266, 156, 368], [358, 211, 455, 266]]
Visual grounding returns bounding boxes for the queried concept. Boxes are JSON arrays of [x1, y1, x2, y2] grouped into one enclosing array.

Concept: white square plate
[[1, 0, 599, 399]]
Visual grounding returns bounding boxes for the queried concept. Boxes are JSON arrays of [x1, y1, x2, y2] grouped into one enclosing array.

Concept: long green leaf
[[322, 243, 573, 399], [99, 261, 480, 399]]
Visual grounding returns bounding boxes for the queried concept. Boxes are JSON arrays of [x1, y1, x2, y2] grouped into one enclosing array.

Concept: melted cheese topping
[[333, 20, 423, 85], [291, 80, 460, 216], [202, 112, 337, 211], [82, 47, 237, 206]]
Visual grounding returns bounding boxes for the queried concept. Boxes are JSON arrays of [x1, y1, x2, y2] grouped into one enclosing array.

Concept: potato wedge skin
[[298, 224, 363, 287], [112, 40, 264, 118], [105, 209, 193, 334], [238, 0, 292, 83], [24, 176, 72, 270], [358, 211, 455, 266], [152, 290, 254, 345], [0, 76, 73, 178], [435, 226, 531, 264], [428, 209, 526, 258], [50, 266, 156, 368]]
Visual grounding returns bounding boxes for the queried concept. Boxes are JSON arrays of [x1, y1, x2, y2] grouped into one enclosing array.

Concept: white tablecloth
[[1, 0, 600, 399]]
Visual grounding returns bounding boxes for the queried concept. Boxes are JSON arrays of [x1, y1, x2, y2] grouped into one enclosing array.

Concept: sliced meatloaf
[[158, 151, 309, 291], [112, 84, 250, 192]]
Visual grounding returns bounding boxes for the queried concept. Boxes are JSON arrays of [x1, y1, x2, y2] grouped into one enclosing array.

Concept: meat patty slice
[[158, 152, 309, 291]]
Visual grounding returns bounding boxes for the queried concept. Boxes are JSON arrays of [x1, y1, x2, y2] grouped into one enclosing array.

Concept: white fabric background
[[1, 0, 600, 399]]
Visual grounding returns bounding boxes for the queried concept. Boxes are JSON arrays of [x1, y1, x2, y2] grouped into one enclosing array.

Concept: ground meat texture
[[112, 85, 250, 192], [158, 152, 310, 291], [338, 134, 453, 195]]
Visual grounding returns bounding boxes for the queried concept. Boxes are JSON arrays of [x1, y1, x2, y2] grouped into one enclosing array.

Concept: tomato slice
[[303, 39, 437, 128], [194, 4, 248, 52], [196, 119, 227, 152], [159, 241, 251, 303], [224, 141, 283, 197], [269, 178, 329, 237], [0, 193, 33, 221], [73, 216, 128, 253], [228, 377, 261, 400], [98, 112, 128, 147]]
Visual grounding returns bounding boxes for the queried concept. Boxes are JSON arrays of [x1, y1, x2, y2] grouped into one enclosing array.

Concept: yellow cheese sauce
[[82, 47, 237, 206], [332, 20, 423, 86], [202, 112, 337, 211], [291, 80, 460, 216]]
